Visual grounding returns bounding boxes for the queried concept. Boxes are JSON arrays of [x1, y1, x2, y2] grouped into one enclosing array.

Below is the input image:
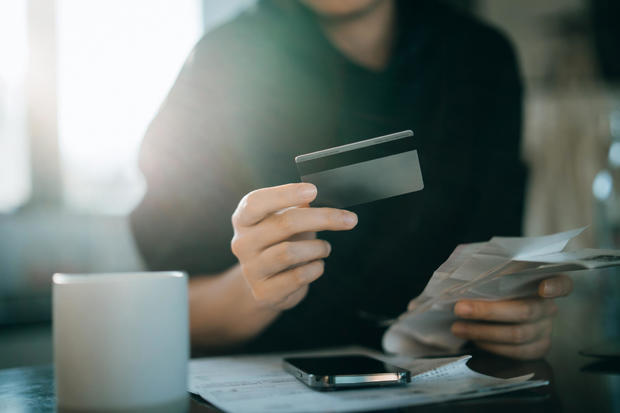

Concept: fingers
[[288, 231, 317, 241], [474, 337, 552, 360], [451, 318, 553, 345], [237, 238, 329, 311], [240, 207, 357, 253], [452, 296, 558, 360], [538, 274, 573, 298], [249, 239, 332, 278], [250, 260, 325, 309], [232, 183, 317, 227], [454, 298, 557, 323], [230, 183, 357, 313]]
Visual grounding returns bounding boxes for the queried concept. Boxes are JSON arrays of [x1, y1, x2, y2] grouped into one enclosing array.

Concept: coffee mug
[[53, 272, 189, 411]]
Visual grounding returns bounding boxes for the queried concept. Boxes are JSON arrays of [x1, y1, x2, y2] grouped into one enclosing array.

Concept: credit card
[[295, 130, 424, 208]]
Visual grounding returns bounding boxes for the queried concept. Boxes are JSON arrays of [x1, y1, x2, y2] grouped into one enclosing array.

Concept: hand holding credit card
[[295, 130, 424, 208]]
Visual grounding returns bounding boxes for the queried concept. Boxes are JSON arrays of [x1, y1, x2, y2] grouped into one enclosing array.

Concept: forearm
[[189, 264, 280, 351]]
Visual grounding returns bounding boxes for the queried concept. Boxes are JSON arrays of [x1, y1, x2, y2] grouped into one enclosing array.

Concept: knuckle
[[230, 235, 244, 257], [329, 210, 342, 225], [251, 286, 277, 308], [236, 191, 260, 222], [236, 197, 250, 217], [243, 190, 260, 209], [471, 301, 488, 318], [518, 302, 535, 322], [231, 209, 241, 227], [278, 211, 295, 232], [335, 210, 350, 225], [291, 266, 308, 288], [277, 242, 296, 265], [322, 210, 342, 227]]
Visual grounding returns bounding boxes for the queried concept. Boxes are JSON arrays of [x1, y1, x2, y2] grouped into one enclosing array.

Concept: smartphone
[[283, 354, 410, 390]]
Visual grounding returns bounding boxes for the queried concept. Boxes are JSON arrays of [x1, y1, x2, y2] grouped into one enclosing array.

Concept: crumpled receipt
[[383, 227, 620, 356]]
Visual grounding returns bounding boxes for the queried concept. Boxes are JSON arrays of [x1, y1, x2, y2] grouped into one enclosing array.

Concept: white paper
[[384, 228, 620, 356], [188, 347, 546, 413], [478, 227, 585, 259]]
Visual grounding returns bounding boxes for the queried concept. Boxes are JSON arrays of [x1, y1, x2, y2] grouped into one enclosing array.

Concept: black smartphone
[[283, 354, 410, 391]]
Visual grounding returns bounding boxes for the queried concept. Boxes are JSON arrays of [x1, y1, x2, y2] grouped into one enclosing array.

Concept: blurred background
[[0, 0, 618, 406]]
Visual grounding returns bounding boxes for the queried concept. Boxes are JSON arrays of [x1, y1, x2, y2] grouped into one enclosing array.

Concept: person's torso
[[182, 0, 519, 351]]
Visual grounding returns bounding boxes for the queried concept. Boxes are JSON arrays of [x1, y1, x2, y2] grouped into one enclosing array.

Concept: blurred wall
[[476, 0, 615, 248]]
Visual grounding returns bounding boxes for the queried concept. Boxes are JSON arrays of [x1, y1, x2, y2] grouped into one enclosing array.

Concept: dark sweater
[[130, 0, 526, 353]]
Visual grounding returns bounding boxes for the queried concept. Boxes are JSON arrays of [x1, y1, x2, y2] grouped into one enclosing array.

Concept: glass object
[[592, 101, 620, 338], [593, 105, 620, 248]]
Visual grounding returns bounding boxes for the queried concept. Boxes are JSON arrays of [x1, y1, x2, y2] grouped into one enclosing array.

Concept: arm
[[184, 183, 358, 352], [135, 164, 357, 352], [130, 33, 361, 351], [188, 264, 278, 350], [190, 183, 358, 351]]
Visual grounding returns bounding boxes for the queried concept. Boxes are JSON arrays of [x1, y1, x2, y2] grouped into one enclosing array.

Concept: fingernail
[[325, 242, 332, 254], [452, 323, 467, 336], [344, 213, 358, 227], [300, 184, 317, 199], [455, 302, 472, 316], [543, 282, 556, 297]]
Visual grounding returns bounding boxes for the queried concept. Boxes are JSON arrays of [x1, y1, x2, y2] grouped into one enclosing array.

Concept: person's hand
[[451, 275, 573, 360], [231, 183, 358, 311]]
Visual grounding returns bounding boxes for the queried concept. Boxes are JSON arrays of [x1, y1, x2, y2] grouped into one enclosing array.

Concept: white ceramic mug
[[53, 272, 189, 411]]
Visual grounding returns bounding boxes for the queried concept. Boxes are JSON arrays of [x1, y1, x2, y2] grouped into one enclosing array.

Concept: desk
[[0, 352, 617, 413], [1, 270, 619, 412]]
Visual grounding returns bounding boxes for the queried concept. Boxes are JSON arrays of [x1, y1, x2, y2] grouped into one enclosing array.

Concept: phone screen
[[284, 355, 407, 376]]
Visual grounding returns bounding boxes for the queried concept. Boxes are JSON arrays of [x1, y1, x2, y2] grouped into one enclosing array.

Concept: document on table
[[189, 347, 546, 413], [383, 227, 620, 356]]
